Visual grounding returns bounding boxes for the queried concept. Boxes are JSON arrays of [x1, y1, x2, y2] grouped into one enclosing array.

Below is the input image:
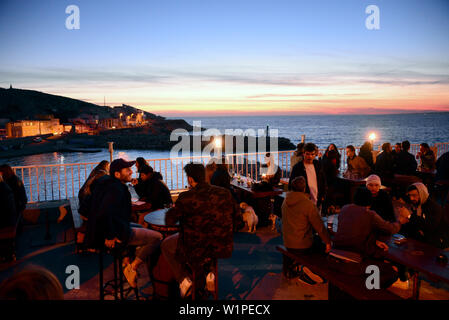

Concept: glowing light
[[214, 137, 222, 149], [369, 132, 376, 141]]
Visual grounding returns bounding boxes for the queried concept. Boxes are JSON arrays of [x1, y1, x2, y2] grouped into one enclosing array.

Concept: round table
[[144, 208, 179, 237]]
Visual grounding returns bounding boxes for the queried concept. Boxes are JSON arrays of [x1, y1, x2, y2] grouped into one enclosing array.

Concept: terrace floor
[[1, 201, 448, 300]]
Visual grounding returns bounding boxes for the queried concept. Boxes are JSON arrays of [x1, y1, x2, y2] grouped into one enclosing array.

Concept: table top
[[231, 177, 283, 198], [383, 236, 449, 284], [131, 200, 152, 212], [143, 208, 179, 228]]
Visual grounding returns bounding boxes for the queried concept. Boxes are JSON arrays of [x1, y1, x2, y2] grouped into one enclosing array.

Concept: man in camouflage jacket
[[161, 163, 242, 291]]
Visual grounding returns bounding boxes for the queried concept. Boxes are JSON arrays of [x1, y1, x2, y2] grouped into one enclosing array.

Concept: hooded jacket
[[281, 191, 330, 249], [402, 182, 446, 248]]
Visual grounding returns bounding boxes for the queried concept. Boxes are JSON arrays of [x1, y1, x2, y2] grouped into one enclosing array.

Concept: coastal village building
[[6, 116, 63, 138]]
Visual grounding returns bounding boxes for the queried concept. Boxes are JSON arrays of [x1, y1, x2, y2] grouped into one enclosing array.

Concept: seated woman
[[365, 174, 395, 222]]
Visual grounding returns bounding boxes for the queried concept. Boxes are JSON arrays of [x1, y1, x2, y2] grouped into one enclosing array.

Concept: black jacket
[[401, 198, 447, 248], [137, 176, 172, 210], [0, 182, 17, 229], [436, 151, 449, 181], [369, 189, 395, 222], [288, 159, 326, 206], [5, 175, 27, 213], [85, 175, 132, 248], [394, 151, 418, 175], [375, 152, 395, 181]]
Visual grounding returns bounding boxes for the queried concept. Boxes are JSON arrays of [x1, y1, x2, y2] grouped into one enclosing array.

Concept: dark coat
[[85, 175, 132, 248], [0, 182, 17, 229], [288, 159, 326, 206], [165, 182, 242, 264], [5, 175, 27, 214], [401, 198, 446, 248], [436, 151, 449, 181], [375, 151, 395, 181], [394, 151, 418, 175], [137, 176, 172, 210], [370, 189, 395, 222]]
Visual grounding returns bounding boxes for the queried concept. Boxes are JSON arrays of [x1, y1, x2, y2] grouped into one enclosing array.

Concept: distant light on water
[[369, 132, 377, 141]]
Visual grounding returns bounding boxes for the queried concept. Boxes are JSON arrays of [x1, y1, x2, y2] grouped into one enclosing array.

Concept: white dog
[[240, 202, 258, 233]]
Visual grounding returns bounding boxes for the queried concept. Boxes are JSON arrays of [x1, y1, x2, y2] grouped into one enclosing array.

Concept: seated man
[[85, 158, 163, 288], [332, 187, 407, 288], [344, 145, 371, 179], [134, 164, 172, 210], [401, 183, 447, 248], [282, 176, 331, 285], [161, 163, 242, 298], [365, 174, 395, 222]]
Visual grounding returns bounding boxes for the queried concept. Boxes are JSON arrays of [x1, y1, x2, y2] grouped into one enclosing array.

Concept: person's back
[[85, 174, 132, 248], [0, 180, 17, 229], [375, 151, 395, 180], [143, 176, 173, 210], [168, 183, 239, 263], [395, 150, 417, 175], [210, 167, 231, 189], [282, 191, 329, 250], [436, 151, 449, 181]]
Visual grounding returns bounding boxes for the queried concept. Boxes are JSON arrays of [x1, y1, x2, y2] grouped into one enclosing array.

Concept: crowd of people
[[284, 140, 449, 289], [0, 139, 448, 299]]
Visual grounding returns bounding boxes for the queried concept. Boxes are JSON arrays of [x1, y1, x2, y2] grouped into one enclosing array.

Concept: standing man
[[394, 140, 417, 175], [416, 143, 436, 172], [161, 163, 242, 298], [288, 143, 326, 207], [85, 158, 163, 288], [375, 142, 395, 184]]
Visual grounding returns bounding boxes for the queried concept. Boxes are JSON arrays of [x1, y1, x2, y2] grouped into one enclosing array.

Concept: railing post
[[108, 142, 114, 163]]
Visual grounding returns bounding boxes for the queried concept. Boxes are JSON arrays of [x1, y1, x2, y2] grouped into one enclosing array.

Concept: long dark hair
[[0, 164, 16, 180]]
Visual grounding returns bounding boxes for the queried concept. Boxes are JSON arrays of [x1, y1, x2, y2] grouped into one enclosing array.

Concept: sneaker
[[206, 272, 215, 292], [123, 264, 138, 288], [302, 266, 325, 284], [179, 277, 193, 298], [391, 279, 409, 290], [296, 270, 317, 286]]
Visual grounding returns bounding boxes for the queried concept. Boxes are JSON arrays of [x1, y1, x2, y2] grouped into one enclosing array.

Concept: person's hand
[[376, 240, 389, 251], [104, 237, 121, 248], [325, 243, 332, 254], [397, 207, 411, 224], [131, 178, 138, 186]]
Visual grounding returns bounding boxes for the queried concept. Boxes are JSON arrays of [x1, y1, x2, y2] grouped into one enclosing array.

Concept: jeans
[[128, 227, 163, 273], [160, 233, 184, 282]]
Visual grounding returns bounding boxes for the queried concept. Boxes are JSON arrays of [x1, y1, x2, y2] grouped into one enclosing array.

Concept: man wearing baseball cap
[[85, 158, 163, 288]]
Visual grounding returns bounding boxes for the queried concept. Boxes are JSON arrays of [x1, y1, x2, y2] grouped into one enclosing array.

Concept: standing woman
[[359, 141, 375, 172], [322, 144, 341, 170], [0, 164, 27, 217]]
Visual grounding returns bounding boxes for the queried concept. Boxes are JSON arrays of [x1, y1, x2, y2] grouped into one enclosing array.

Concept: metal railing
[[11, 142, 449, 203]]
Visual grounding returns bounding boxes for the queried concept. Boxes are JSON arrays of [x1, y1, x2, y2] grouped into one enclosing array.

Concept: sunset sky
[[1, 0, 448, 116]]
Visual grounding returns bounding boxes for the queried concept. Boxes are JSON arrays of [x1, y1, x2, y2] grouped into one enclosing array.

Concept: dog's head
[[240, 202, 248, 210]]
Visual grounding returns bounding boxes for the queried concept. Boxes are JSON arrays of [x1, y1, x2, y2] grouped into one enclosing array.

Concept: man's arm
[[371, 209, 401, 235], [308, 204, 331, 245], [165, 194, 184, 225]]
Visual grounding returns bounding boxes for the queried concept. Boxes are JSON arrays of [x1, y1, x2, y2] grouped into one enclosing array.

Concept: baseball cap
[[109, 158, 136, 176]]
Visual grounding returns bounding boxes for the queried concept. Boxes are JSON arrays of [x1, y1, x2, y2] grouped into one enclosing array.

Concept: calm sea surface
[[5, 112, 449, 167]]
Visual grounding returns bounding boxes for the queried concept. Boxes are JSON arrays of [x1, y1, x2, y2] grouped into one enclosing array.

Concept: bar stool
[[190, 258, 218, 300], [98, 244, 139, 300]]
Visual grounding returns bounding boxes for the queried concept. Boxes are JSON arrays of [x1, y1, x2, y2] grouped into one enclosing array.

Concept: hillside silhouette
[[0, 87, 163, 122]]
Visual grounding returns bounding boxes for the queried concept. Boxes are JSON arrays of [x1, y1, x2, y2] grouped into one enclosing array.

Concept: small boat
[[63, 147, 102, 153]]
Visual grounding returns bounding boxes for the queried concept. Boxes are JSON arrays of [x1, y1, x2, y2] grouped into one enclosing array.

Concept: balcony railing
[[11, 142, 449, 203]]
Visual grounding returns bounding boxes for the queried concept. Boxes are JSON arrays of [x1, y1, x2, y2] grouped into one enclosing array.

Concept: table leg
[[411, 272, 420, 300]]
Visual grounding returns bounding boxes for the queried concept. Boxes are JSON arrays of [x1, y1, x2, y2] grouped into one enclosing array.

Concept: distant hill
[[0, 87, 164, 122]]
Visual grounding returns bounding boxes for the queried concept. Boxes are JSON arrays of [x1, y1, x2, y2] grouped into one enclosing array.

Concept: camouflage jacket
[[165, 182, 242, 264]]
